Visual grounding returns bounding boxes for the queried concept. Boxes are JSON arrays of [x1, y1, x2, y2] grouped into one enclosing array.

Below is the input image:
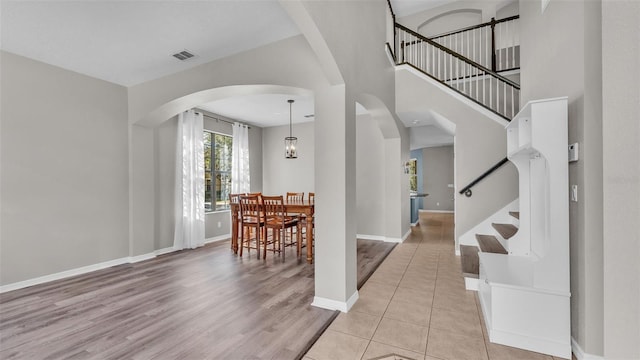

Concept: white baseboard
[[465, 277, 479, 291], [205, 234, 231, 244], [410, 221, 419, 226], [490, 327, 572, 359], [312, 291, 359, 313], [420, 209, 454, 213], [402, 229, 411, 241], [129, 253, 156, 263], [357, 234, 386, 242], [0, 256, 130, 293], [357, 234, 405, 243], [1, 244, 189, 293], [154, 246, 178, 256], [571, 337, 604, 360]]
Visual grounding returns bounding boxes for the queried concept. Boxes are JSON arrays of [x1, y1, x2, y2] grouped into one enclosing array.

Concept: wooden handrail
[[396, 23, 520, 90], [398, 24, 518, 88], [459, 157, 509, 197], [386, 0, 396, 21], [429, 15, 520, 40]]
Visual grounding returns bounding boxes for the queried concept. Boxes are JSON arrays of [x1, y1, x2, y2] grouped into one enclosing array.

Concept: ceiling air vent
[[172, 50, 195, 61]]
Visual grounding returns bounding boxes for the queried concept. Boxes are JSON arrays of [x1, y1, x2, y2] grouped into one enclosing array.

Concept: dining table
[[230, 199, 315, 263]]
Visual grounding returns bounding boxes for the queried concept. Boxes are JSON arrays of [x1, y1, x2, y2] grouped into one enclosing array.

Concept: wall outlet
[[217, 221, 222, 228]]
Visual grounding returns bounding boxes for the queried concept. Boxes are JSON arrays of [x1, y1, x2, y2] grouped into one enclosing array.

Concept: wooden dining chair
[[261, 195, 301, 261], [301, 192, 315, 251], [238, 194, 263, 259], [284, 192, 304, 244], [229, 193, 241, 253], [286, 192, 304, 202]]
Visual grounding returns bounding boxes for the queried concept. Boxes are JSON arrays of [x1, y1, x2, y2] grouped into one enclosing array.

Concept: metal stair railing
[[395, 23, 520, 120]]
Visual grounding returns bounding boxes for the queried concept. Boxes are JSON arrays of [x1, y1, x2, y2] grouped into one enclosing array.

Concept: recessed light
[[412, 120, 420, 124]]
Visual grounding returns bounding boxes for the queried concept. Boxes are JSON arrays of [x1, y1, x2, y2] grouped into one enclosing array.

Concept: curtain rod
[[196, 112, 250, 129]]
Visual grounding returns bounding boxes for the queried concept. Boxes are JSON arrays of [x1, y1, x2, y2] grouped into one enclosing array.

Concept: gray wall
[[0, 51, 129, 285], [602, 1, 640, 358], [421, 146, 454, 211], [356, 114, 386, 237], [396, 68, 518, 243], [262, 121, 314, 196], [519, 0, 604, 355]]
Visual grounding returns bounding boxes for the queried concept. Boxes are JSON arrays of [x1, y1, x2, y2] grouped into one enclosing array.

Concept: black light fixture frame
[[285, 99, 298, 159]]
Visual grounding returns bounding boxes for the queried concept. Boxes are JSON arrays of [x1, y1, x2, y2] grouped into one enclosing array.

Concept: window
[[408, 158, 418, 193], [204, 131, 232, 211]]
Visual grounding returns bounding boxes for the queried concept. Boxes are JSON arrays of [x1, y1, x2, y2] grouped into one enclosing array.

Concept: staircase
[[387, 13, 570, 358], [392, 20, 521, 120], [460, 98, 572, 358]]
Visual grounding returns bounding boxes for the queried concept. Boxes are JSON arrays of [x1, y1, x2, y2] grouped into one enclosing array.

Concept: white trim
[[357, 234, 406, 243], [410, 221, 419, 227], [1, 245, 190, 293], [205, 234, 231, 244], [402, 229, 411, 241], [571, 337, 604, 360], [154, 246, 178, 256], [311, 290, 359, 313], [489, 326, 572, 359], [356, 234, 386, 242], [420, 209, 454, 213], [129, 253, 156, 263], [464, 277, 479, 291], [0, 256, 130, 293], [385, 43, 396, 67]]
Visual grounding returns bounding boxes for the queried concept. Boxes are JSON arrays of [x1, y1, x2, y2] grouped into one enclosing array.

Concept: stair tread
[[492, 223, 518, 239], [460, 247, 479, 277], [509, 211, 520, 219], [475, 234, 508, 254], [460, 245, 480, 276]]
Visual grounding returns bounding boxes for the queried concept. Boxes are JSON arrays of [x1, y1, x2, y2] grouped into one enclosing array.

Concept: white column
[[312, 85, 358, 312]]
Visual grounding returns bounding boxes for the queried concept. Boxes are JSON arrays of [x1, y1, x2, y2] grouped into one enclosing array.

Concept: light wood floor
[[0, 238, 394, 359]]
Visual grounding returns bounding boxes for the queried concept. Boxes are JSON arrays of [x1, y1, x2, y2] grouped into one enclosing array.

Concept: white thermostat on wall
[[568, 143, 579, 162]]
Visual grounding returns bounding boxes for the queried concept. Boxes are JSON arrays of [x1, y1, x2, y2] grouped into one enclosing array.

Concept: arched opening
[[130, 84, 315, 255], [417, 9, 483, 38]]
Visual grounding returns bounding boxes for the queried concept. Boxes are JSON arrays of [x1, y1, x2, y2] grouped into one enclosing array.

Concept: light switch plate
[[571, 185, 578, 202], [568, 143, 579, 162]]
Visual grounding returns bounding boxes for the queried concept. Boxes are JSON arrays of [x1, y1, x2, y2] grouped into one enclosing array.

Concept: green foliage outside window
[[409, 158, 418, 192], [204, 131, 232, 211]]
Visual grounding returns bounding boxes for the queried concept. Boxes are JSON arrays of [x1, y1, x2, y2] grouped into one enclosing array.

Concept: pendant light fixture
[[285, 99, 297, 159]]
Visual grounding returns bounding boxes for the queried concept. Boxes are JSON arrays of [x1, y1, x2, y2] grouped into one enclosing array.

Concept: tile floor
[[305, 212, 573, 360]]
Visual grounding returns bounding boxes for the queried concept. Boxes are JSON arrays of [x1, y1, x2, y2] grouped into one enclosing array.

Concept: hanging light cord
[[288, 99, 294, 136]]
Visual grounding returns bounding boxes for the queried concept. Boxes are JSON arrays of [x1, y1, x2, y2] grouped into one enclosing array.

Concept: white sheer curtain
[[231, 122, 250, 194], [173, 110, 205, 250]]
